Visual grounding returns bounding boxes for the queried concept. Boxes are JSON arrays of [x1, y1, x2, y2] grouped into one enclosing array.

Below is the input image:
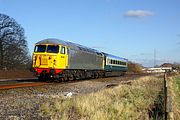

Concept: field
[[0, 75, 165, 120]]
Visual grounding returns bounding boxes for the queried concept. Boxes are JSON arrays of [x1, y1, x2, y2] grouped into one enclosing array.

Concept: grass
[[170, 75, 180, 119], [39, 76, 164, 120]]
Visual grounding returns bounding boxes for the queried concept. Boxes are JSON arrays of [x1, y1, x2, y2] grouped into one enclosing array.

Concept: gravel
[[0, 76, 139, 120]]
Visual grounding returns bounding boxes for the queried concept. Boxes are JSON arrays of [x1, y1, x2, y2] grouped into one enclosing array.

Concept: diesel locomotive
[[32, 38, 128, 81]]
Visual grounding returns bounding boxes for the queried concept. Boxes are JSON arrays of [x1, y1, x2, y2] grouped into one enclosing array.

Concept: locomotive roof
[[36, 38, 69, 46], [36, 38, 103, 55]]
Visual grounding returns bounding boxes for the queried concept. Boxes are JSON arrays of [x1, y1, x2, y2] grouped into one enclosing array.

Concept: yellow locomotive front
[[32, 41, 68, 78]]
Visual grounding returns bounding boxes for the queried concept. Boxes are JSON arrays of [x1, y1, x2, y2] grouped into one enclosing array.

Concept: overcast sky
[[0, 0, 180, 67]]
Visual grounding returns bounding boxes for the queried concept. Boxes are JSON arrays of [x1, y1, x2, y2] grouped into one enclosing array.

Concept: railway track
[[0, 80, 48, 90], [0, 73, 156, 90]]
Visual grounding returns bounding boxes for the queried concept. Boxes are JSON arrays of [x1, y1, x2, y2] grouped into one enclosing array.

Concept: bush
[[128, 61, 143, 73]]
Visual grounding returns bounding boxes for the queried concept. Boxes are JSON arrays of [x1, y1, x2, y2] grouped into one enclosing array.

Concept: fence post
[[164, 72, 167, 120]]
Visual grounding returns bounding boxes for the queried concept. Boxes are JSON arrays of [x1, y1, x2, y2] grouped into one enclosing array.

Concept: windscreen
[[47, 45, 59, 53], [34, 45, 46, 52]]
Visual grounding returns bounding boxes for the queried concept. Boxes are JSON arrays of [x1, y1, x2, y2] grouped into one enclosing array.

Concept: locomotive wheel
[[95, 73, 99, 79], [91, 73, 95, 79], [68, 74, 74, 81], [103, 72, 106, 78], [63, 74, 69, 81], [39, 74, 49, 82], [46, 77, 53, 82], [59, 77, 64, 82]]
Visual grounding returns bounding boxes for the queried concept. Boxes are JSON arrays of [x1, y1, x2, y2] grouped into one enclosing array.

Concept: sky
[[0, 0, 180, 67]]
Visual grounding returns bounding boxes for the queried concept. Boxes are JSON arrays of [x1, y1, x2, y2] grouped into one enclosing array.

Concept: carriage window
[[109, 59, 111, 64], [34, 45, 46, 52], [61, 46, 65, 54], [47, 45, 59, 53]]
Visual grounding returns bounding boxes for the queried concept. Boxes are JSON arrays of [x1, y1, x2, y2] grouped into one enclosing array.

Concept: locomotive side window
[[34, 45, 46, 52], [61, 46, 66, 54], [47, 45, 59, 53], [66, 48, 69, 55]]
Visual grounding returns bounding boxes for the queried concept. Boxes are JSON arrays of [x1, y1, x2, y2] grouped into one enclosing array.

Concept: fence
[[164, 72, 173, 120]]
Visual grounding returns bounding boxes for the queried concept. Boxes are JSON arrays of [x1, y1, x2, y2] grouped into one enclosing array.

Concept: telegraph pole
[[154, 48, 156, 67]]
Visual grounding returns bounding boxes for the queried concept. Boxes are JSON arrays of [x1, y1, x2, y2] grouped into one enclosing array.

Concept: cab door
[[59, 46, 68, 69]]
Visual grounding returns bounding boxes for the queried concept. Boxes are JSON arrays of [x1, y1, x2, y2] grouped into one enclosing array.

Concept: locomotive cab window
[[34, 45, 46, 52], [47, 45, 59, 53], [61, 46, 66, 54]]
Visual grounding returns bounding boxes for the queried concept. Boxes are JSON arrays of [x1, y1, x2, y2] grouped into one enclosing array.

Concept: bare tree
[[0, 13, 30, 70]]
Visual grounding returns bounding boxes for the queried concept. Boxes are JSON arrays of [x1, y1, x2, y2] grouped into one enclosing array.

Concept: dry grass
[[169, 75, 180, 119], [39, 76, 163, 120]]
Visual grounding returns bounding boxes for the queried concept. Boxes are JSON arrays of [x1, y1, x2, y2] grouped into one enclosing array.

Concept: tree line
[[0, 13, 31, 70]]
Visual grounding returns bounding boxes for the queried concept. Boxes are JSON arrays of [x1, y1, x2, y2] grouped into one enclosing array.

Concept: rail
[[0, 82, 48, 90]]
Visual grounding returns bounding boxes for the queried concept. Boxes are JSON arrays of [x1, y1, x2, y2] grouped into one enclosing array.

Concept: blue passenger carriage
[[103, 53, 128, 76]]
